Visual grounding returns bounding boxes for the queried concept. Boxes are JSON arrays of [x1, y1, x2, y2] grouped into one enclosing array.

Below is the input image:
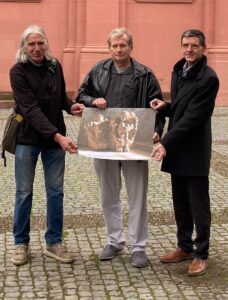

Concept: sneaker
[[132, 251, 149, 268], [11, 244, 29, 266], [160, 248, 193, 263], [44, 244, 74, 263], [99, 244, 123, 261]]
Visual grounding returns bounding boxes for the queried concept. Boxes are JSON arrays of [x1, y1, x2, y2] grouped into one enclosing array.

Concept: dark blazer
[[10, 59, 73, 148], [160, 55, 219, 176]]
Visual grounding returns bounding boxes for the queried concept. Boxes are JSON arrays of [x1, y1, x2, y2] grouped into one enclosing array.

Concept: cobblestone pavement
[[0, 108, 227, 300]]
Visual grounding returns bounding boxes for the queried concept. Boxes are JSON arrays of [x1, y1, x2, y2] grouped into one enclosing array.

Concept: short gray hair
[[107, 28, 133, 48], [15, 25, 54, 63], [181, 29, 206, 47]]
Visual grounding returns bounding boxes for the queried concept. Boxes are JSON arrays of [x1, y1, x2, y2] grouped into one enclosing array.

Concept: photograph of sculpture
[[77, 108, 156, 160]]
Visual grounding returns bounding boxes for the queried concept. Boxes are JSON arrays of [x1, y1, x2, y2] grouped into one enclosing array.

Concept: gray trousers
[[94, 159, 148, 252]]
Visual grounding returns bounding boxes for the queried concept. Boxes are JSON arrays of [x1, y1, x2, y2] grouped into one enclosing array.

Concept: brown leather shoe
[[160, 248, 193, 263], [188, 258, 208, 276]]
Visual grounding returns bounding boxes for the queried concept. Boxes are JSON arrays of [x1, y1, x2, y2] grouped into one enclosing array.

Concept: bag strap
[[1, 149, 6, 167], [36, 60, 57, 100]]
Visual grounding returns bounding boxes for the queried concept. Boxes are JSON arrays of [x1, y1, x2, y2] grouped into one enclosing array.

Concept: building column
[[203, 0, 215, 47], [63, 0, 86, 97], [78, 0, 127, 86], [203, 0, 228, 106]]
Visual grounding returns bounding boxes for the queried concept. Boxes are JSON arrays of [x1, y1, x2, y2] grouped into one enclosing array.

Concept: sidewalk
[[0, 107, 227, 300]]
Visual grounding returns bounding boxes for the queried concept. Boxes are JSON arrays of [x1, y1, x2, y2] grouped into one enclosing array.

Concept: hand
[[92, 98, 107, 109], [54, 133, 78, 154], [150, 99, 167, 110], [151, 143, 166, 161], [152, 132, 160, 143], [71, 103, 84, 116]]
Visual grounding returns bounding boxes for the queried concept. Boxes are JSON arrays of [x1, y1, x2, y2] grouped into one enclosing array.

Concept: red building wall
[[0, 0, 227, 105]]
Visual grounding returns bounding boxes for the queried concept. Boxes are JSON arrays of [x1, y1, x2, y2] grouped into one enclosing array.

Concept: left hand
[[54, 133, 78, 154], [71, 103, 84, 116], [152, 132, 160, 143]]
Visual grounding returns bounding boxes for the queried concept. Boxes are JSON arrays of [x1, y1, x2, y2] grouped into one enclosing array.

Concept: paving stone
[[0, 108, 227, 299]]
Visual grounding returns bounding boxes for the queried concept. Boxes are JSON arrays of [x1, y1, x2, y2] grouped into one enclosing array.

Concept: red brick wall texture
[[0, 0, 227, 105]]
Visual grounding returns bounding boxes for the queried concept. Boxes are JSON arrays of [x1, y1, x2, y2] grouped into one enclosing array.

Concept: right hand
[[150, 99, 167, 110], [92, 98, 107, 109], [151, 143, 166, 161]]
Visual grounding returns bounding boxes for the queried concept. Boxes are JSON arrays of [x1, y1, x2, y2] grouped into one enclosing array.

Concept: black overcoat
[[160, 55, 219, 176]]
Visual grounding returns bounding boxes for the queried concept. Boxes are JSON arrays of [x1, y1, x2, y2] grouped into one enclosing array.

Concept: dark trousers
[[171, 175, 211, 259]]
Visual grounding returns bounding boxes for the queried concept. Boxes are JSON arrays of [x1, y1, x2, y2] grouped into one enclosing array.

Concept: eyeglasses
[[27, 41, 45, 48], [181, 43, 201, 50]]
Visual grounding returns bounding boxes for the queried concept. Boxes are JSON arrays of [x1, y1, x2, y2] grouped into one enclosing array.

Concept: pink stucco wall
[[0, 0, 227, 105]]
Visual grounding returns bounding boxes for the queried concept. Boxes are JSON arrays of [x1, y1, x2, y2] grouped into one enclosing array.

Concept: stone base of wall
[[0, 91, 224, 109], [0, 93, 14, 108], [0, 92, 77, 109]]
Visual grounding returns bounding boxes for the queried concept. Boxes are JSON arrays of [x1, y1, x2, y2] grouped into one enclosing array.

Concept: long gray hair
[[15, 25, 54, 63]]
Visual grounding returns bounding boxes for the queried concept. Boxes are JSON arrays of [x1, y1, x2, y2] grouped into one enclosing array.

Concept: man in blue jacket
[[151, 29, 219, 276]]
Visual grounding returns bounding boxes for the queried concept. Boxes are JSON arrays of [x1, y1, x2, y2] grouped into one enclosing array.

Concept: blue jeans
[[13, 145, 65, 246]]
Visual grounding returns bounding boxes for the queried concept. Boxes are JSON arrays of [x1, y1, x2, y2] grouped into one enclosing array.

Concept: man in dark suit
[[150, 29, 219, 276]]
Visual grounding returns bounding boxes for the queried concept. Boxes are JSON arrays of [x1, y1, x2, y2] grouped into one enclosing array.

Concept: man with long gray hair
[[10, 25, 84, 266]]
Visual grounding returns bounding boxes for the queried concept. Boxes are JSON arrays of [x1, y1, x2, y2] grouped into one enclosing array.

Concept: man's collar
[[28, 58, 44, 67]]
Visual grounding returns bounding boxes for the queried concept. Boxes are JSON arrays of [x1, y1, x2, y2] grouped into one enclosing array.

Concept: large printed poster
[[77, 108, 156, 160]]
